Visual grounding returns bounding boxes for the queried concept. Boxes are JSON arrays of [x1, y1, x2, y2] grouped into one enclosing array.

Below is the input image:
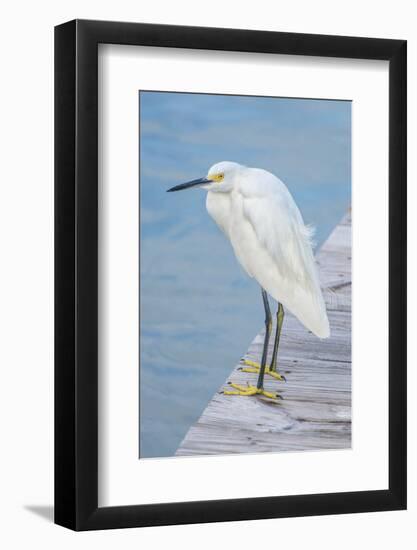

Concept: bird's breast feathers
[[206, 191, 232, 237]]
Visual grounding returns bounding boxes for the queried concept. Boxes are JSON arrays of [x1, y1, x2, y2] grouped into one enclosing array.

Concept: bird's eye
[[209, 173, 224, 182]]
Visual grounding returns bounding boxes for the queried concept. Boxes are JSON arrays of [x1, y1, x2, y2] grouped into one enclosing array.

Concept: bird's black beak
[[166, 177, 211, 192]]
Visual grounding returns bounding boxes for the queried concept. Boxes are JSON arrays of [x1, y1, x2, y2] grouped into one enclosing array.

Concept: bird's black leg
[[269, 302, 286, 380], [223, 288, 281, 399], [256, 288, 272, 390], [239, 300, 286, 383]]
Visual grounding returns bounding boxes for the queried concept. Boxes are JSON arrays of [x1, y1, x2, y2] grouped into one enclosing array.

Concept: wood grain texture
[[176, 211, 351, 456]]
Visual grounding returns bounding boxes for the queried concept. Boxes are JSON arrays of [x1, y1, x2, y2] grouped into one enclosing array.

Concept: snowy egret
[[167, 161, 330, 400]]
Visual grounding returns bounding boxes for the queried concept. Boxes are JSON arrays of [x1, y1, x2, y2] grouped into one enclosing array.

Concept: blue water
[[139, 92, 351, 458]]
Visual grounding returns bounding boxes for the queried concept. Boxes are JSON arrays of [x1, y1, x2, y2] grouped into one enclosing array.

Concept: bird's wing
[[242, 191, 317, 289], [240, 184, 330, 338]]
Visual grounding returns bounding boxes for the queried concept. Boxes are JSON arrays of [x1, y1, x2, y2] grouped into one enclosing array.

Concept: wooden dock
[[176, 211, 352, 456]]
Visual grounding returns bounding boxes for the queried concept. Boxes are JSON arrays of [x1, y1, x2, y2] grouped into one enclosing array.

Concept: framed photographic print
[[55, 19, 406, 530]]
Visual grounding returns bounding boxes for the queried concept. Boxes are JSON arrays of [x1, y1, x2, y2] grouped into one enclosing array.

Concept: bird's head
[[167, 161, 242, 194]]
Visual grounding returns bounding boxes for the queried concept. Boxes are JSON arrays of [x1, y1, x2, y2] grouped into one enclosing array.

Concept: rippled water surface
[[139, 92, 351, 458]]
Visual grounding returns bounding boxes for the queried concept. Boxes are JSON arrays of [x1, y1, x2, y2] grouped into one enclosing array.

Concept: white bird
[[167, 161, 329, 400]]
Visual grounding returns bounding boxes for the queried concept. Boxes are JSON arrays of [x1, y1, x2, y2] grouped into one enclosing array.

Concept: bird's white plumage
[[205, 162, 330, 338]]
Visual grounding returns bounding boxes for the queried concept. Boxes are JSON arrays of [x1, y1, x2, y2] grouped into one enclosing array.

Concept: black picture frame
[[55, 19, 407, 531]]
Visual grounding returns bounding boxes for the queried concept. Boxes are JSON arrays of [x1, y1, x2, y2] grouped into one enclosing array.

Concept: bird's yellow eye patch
[[210, 173, 225, 183]]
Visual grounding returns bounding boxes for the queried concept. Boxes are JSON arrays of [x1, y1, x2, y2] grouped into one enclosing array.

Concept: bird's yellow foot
[[239, 359, 286, 381], [222, 382, 281, 400]]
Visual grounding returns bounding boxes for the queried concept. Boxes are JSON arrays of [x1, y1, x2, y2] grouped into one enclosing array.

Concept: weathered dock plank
[[176, 211, 352, 456]]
